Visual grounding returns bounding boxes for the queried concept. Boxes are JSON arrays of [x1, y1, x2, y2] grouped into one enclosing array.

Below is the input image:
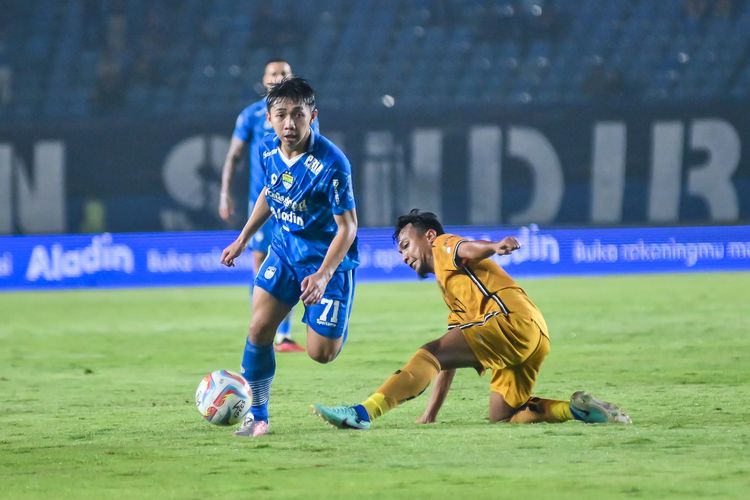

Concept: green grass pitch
[[1, 273, 749, 499]]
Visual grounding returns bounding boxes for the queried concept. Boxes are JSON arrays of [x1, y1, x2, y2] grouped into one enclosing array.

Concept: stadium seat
[[3, 0, 749, 119]]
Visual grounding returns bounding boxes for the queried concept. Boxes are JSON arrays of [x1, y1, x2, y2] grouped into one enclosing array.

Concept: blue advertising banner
[[1, 225, 748, 291]]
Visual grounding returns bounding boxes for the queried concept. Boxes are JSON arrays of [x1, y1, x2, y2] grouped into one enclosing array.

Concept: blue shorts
[[254, 249, 356, 340], [248, 220, 273, 253]]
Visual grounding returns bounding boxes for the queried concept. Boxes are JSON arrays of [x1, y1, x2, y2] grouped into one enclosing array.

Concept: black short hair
[[393, 209, 445, 242], [266, 77, 316, 111]]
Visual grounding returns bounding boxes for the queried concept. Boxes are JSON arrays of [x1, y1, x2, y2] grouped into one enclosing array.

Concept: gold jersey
[[432, 234, 543, 330], [432, 234, 550, 407]]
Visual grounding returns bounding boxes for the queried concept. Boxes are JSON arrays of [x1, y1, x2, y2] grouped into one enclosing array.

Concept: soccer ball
[[195, 369, 252, 426]]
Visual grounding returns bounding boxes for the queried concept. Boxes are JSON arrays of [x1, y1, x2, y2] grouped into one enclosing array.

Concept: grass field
[[1, 273, 749, 499]]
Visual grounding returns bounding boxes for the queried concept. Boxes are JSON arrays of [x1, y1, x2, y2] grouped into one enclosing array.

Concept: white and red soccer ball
[[195, 369, 252, 426]]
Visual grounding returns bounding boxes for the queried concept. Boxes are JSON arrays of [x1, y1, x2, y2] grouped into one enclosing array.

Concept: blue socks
[[240, 338, 276, 422], [352, 404, 371, 422], [278, 313, 291, 336]]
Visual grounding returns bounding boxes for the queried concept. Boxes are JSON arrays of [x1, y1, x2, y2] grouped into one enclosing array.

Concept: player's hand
[[416, 412, 437, 424], [495, 237, 520, 255], [219, 192, 234, 221], [220, 239, 245, 267], [300, 271, 330, 305]]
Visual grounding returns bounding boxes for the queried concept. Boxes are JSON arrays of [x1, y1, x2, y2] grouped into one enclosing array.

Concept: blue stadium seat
[[5, 0, 750, 119]]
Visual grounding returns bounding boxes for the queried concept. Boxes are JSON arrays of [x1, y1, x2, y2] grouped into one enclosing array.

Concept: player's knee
[[489, 392, 520, 422], [305, 327, 342, 363], [489, 414, 513, 423], [421, 339, 439, 357], [307, 347, 338, 364], [489, 406, 516, 423], [247, 321, 275, 345]]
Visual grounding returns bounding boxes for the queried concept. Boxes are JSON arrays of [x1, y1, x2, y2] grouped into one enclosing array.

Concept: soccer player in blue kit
[[219, 59, 319, 353], [221, 77, 358, 437]]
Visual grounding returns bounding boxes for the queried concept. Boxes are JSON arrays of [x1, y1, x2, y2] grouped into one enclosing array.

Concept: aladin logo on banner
[[25, 234, 135, 281], [494, 224, 561, 266]]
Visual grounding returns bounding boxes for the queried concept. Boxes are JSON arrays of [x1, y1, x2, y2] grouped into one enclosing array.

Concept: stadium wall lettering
[[1, 225, 748, 290], [1, 100, 749, 235]]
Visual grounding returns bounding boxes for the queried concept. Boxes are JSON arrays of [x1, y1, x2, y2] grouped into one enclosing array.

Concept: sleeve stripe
[[452, 240, 465, 269]]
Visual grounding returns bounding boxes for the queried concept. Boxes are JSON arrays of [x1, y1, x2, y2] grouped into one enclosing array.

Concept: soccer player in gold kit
[[313, 209, 631, 428]]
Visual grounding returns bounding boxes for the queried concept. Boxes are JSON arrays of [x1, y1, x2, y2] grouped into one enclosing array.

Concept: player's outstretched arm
[[456, 237, 521, 263], [220, 190, 272, 267], [300, 208, 358, 305], [219, 137, 247, 221], [416, 369, 456, 424]]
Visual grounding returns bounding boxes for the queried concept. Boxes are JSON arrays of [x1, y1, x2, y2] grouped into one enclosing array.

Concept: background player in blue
[[219, 59, 319, 353], [221, 77, 359, 438]]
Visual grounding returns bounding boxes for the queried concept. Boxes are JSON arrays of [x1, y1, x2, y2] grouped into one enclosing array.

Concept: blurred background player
[[313, 209, 631, 429], [219, 59, 319, 353], [221, 78, 359, 437]]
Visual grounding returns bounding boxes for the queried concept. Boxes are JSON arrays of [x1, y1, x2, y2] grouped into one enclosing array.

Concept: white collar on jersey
[[277, 130, 316, 167]]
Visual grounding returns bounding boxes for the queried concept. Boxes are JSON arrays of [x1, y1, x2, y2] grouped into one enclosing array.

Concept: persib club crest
[[282, 173, 294, 190], [264, 266, 277, 280]]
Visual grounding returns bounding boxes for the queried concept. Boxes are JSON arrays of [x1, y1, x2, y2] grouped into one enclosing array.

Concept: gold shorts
[[461, 305, 550, 408]]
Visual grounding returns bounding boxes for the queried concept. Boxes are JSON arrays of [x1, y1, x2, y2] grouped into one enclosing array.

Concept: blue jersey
[[259, 130, 359, 271], [233, 98, 320, 205]]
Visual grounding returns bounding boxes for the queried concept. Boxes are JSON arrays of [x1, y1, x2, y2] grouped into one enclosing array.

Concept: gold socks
[[362, 349, 441, 419], [509, 397, 573, 423]]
